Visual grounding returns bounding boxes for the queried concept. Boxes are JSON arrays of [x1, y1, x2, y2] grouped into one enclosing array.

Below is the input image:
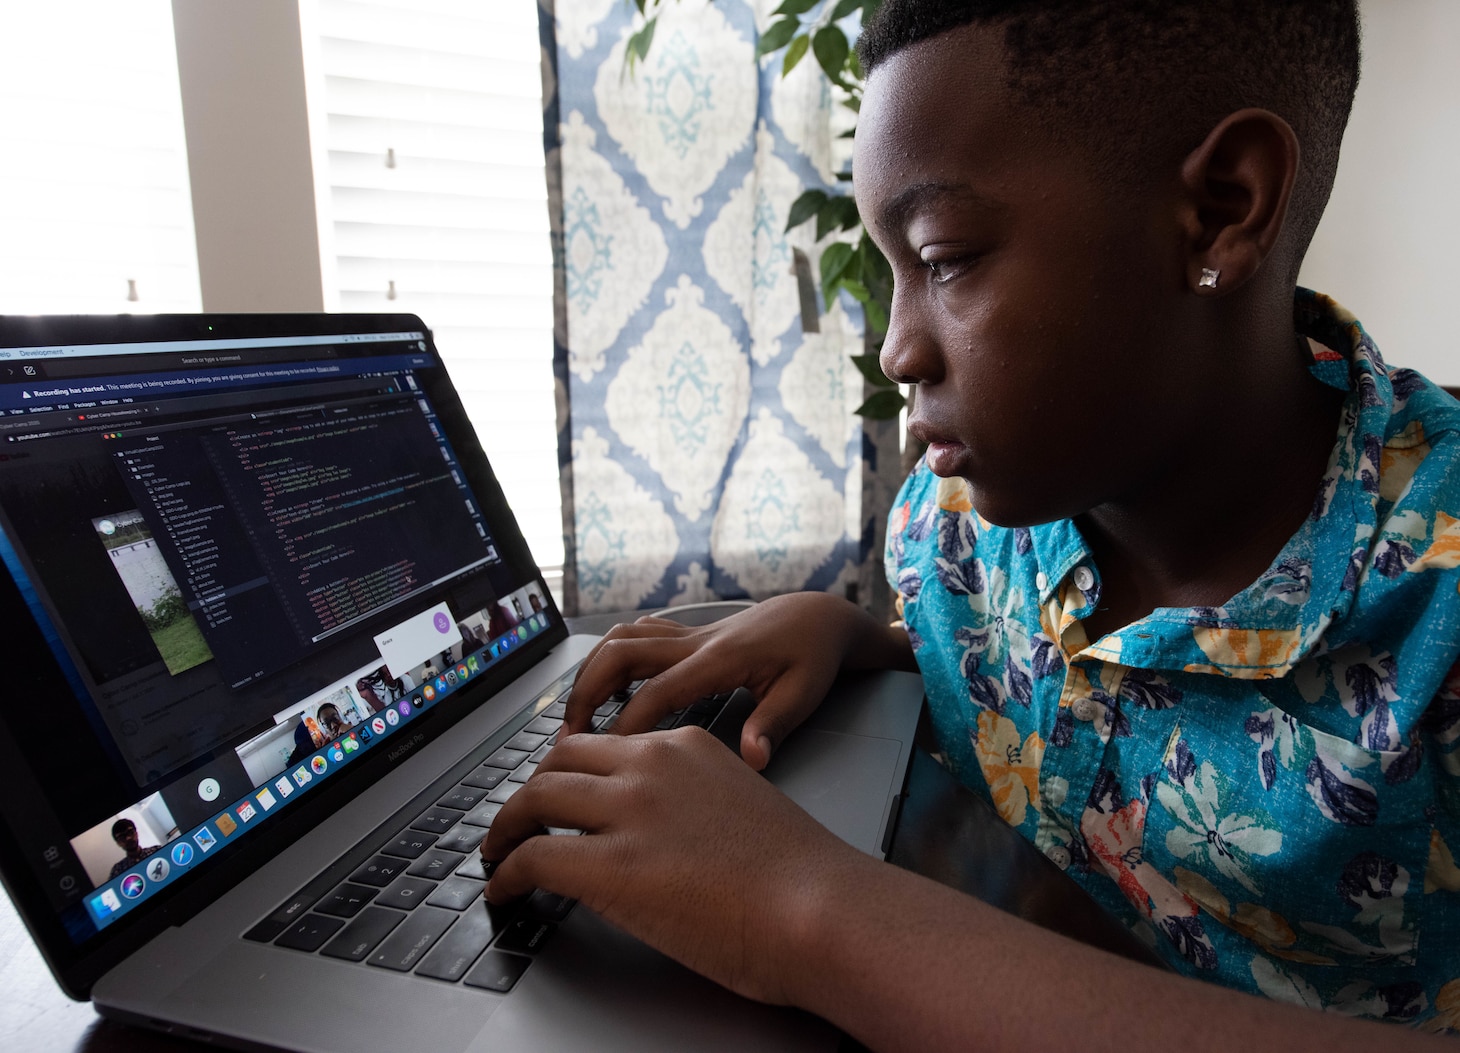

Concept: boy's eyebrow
[[874, 180, 1007, 233]]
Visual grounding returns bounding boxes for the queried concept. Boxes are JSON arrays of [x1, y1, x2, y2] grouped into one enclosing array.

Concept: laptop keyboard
[[246, 673, 741, 993]]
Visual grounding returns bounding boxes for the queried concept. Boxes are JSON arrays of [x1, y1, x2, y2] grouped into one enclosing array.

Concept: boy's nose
[[878, 298, 942, 386]]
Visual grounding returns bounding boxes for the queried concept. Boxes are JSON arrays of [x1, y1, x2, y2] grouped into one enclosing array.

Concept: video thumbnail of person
[[235, 679, 380, 787], [486, 582, 547, 638], [71, 793, 181, 889], [91, 510, 213, 677]]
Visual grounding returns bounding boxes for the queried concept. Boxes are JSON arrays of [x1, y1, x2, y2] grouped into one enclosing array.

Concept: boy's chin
[[960, 479, 1077, 532]]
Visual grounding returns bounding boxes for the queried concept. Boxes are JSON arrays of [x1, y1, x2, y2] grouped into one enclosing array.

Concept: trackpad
[[764, 730, 901, 856]]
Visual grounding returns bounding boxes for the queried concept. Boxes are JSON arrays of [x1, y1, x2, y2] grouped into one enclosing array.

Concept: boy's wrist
[[768, 842, 883, 1013]]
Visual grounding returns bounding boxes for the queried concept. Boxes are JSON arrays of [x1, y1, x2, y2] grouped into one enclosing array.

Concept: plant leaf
[[863, 297, 888, 333], [831, 0, 861, 18], [812, 25, 850, 83], [632, 17, 657, 62], [773, 0, 820, 15], [851, 352, 895, 387], [758, 17, 799, 56], [819, 241, 856, 304], [785, 189, 828, 233], [814, 195, 858, 240], [781, 33, 810, 77], [855, 389, 907, 419], [840, 278, 871, 302]]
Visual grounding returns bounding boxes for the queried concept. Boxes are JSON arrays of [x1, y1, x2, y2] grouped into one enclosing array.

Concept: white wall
[[1299, 0, 1460, 383]]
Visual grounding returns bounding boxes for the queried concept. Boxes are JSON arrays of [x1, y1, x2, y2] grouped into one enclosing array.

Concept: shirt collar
[[1027, 290, 1388, 674]]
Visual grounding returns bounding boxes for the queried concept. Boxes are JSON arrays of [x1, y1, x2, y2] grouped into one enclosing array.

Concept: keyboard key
[[380, 830, 436, 859], [460, 801, 502, 828], [245, 891, 318, 942], [690, 693, 729, 713], [495, 917, 555, 955], [426, 875, 487, 911], [415, 901, 500, 982], [505, 731, 549, 753], [275, 913, 345, 952], [527, 889, 575, 922], [435, 824, 485, 855], [367, 906, 457, 972], [485, 747, 530, 771], [320, 907, 404, 962], [522, 715, 561, 736], [455, 853, 493, 881], [508, 762, 538, 784], [315, 883, 378, 918], [436, 785, 486, 811], [530, 742, 552, 761], [594, 701, 620, 717], [460, 766, 511, 791], [350, 856, 409, 888], [410, 807, 463, 835], [374, 875, 439, 911], [542, 701, 567, 719], [486, 780, 523, 804], [407, 848, 466, 880], [464, 951, 532, 993], [679, 708, 716, 728]]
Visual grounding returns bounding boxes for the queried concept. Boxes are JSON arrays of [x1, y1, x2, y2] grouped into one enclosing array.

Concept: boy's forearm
[[784, 851, 1450, 1053]]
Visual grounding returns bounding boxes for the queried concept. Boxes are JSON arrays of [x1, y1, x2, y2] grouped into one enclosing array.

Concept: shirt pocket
[[1142, 708, 1431, 973]]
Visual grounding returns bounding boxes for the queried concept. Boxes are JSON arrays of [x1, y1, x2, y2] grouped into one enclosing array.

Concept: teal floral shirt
[[886, 292, 1460, 1029]]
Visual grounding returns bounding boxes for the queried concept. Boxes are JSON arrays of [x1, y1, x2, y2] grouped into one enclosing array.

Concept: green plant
[[626, 0, 904, 420]]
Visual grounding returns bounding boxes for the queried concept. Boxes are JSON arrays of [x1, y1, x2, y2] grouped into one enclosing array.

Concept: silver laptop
[[0, 313, 922, 1052]]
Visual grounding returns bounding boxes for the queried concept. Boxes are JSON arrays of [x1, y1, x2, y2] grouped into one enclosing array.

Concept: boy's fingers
[[481, 770, 614, 859], [605, 652, 742, 736], [739, 670, 831, 771], [562, 626, 697, 733], [535, 731, 629, 776], [484, 829, 589, 904]]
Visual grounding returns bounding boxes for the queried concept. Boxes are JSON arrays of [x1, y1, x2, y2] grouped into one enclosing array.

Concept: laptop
[[0, 313, 923, 1052]]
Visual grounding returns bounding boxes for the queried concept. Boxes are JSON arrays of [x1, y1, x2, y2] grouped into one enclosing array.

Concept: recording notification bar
[[0, 332, 426, 362]]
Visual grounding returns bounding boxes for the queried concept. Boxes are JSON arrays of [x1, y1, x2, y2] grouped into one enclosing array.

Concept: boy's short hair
[[858, 0, 1360, 274]]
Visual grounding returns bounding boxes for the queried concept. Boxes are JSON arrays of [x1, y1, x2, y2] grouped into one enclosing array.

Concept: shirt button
[[1046, 845, 1071, 870], [1072, 565, 1096, 592], [1035, 571, 1049, 591], [1071, 697, 1100, 722]]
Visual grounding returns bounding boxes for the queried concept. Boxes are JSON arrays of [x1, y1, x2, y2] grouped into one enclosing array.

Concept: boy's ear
[[1178, 108, 1300, 295]]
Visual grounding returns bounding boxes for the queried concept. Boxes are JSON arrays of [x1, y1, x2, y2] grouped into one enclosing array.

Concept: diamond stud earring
[[1198, 267, 1220, 289]]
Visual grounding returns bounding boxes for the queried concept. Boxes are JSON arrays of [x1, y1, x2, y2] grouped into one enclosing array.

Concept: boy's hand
[[562, 592, 914, 770], [481, 725, 859, 1005]]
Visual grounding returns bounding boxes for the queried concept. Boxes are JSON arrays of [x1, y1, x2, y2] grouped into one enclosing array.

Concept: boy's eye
[[920, 252, 975, 285]]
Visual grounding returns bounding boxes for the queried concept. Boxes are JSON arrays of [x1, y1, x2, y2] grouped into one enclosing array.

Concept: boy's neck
[[1075, 314, 1347, 642]]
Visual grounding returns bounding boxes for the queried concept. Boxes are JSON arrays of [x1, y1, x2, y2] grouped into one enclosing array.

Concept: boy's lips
[[908, 419, 973, 476]]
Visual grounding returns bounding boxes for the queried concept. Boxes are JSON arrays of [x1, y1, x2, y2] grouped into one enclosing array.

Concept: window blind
[[310, 0, 562, 573], [0, 2, 201, 314]]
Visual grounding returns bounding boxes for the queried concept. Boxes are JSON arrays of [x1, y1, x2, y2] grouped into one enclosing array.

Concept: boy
[[483, 1, 1460, 1047]]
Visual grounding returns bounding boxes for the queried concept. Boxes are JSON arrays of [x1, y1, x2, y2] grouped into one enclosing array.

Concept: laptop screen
[[0, 314, 564, 980]]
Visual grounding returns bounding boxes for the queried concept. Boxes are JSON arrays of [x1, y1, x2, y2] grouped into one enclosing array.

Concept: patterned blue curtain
[[538, 0, 901, 616]]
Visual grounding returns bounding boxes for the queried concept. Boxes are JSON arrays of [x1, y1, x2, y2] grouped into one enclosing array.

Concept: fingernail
[[757, 734, 772, 760]]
